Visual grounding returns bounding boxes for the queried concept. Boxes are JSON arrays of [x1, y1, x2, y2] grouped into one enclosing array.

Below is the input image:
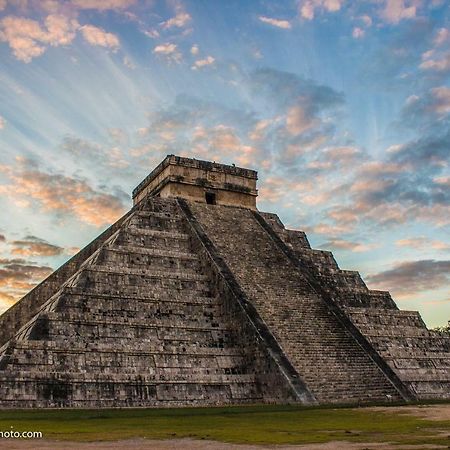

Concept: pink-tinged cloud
[[258, 16, 291, 29], [420, 51, 450, 72], [161, 11, 191, 29], [379, 0, 417, 24], [0, 163, 126, 227], [319, 238, 378, 253], [191, 55, 215, 70], [396, 237, 450, 251], [430, 86, 450, 114], [434, 28, 450, 47], [80, 24, 119, 49], [0, 258, 54, 312], [153, 42, 182, 63], [0, 14, 78, 62], [71, 0, 136, 10], [352, 27, 364, 39], [366, 259, 450, 297], [11, 235, 65, 257], [299, 0, 343, 20], [286, 105, 317, 136]]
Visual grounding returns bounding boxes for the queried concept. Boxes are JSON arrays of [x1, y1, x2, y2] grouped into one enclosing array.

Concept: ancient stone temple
[[0, 154, 448, 408]]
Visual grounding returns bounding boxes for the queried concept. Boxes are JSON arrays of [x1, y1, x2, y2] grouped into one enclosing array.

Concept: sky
[[0, 0, 449, 328]]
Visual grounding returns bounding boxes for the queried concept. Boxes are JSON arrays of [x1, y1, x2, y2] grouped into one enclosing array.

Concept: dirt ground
[[367, 404, 450, 421], [0, 438, 446, 450]]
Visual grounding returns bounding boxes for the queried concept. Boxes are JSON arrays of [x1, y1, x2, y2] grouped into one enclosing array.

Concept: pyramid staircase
[[261, 212, 450, 400], [188, 202, 406, 404]]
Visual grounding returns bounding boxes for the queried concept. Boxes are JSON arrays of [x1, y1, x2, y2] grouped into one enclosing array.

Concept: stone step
[[68, 269, 210, 295], [127, 213, 185, 232], [0, 379, 263, 408], [115, 228, 191, 252], [55, 294, 223, 318], [57, 289, 217, 306], [29, 314, 239, 344], [2, 339, 247, 356], [94, 247, 202, 273], [107, 245, 198, 260], [41, 309, 230, 331], [82, 265, 207, 281]]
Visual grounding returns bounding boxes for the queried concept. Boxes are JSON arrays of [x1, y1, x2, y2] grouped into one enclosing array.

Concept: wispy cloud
[[10, 235, 65, 257], [153, 42, 182, 63], [0, 257, 53, 312], [191, 55, 215, 70], [396, 237, 450, 251], [258, 16, 291, 29], [71, 0, 136, 10], [319, 238, 378, 252], [366, 259, 450, 296], [161, 11, 191, 30], [0, 160, 126, 227]]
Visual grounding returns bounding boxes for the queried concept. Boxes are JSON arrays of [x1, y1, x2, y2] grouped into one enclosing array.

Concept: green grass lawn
[[0, 403, 449, 447]]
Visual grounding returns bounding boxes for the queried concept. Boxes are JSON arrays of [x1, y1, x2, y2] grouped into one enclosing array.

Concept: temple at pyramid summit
[[0, 154, 449, 407]]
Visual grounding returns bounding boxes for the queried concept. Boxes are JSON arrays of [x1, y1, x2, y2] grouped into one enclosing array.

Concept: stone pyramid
[[0, 155, 448, 407]]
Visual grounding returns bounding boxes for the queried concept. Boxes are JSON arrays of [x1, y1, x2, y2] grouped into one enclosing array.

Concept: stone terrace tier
[[0, 198, 294, 407]]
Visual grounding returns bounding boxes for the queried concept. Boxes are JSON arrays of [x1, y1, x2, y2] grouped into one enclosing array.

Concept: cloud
[[11, 235, 65, 257], [396, 237, 450, 251], [190, 44, 199, 55], [359, 15, 372, 27], [0, 14, 79, 62], [71, 0, 136, 10], [79, 24, 119, 49], [352, 27, 364, 39], [0, 160, 127, 227], [161, 11, 191, 29], [299, 0, 343, 20], [0, 116, 5, 129], [434, 27, 450, 46], [400, 87, 450, 129], [153, 42, 182, 63], [0, 0, 6, 11], [191, 55, 215, 70], [319, 238, 377, 252], [258, 16, 291, 29], [366, 259, 450, 296], [61, 135, 129, 169], [286, 105, 317, 135], [0, 258, 53, 311], [249, 68, 344, 112], [420, 50, 450, 73], [379, 0, 418, 24]]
